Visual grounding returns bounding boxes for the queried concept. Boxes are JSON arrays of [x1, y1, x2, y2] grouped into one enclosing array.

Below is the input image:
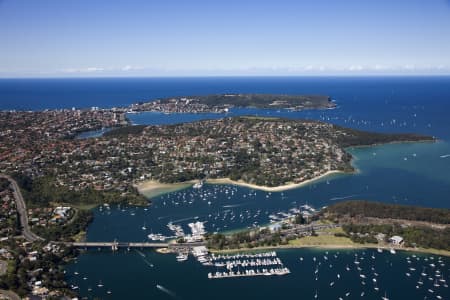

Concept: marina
[[208, 267, 291, 279], [194, 249, 290, 279]]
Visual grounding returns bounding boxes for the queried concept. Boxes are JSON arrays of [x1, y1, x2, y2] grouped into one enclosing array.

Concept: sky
[[1, 0, 450, 77]]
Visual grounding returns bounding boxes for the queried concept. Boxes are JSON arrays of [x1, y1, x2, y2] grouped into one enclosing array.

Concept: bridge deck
[[68, 242, 169, 248]]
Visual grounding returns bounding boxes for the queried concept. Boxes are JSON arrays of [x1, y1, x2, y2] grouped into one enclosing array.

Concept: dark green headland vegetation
[[333, 126, 435, 148], [103, 125, 146, 137], [324, 200, 450, 250], [180, 94, 334, 109], [131, 94, 336, 112], [324, 200, 450, 224]]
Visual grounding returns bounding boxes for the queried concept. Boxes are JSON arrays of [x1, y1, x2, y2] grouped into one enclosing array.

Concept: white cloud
[[62, 67, 105, 73], [9, 63, 449, 78], [348, 65, 364, 71], [121, 65, 143, 71], [402, 64, 416, 71], [60, 65, 144, 74]]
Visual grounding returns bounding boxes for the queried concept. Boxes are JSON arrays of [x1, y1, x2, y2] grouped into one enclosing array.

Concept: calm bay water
[[1, 77, 450, 299]]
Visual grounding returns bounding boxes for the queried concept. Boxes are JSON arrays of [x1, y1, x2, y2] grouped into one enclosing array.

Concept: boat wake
[[329, 194, 360, 201], [135, 249, 145, 257], [440, 154, 450, 158], [222, 203, 248, 208], [143, 258, 154, 268], [156, 284, 177, 298], [172, 216, 199, 223]]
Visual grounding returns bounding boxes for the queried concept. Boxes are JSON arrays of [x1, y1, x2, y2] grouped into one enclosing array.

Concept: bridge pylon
[[112, 239, 119, 251]]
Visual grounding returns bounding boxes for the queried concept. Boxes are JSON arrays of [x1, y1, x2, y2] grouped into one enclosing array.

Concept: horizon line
[[1, 74, 450, 80]]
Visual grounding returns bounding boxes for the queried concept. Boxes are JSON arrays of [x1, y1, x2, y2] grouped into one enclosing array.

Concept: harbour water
[[1, 76, 450, 299], [66, 248, 449, 299]]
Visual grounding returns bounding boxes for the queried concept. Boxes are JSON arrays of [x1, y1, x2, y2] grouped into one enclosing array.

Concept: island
[[129, 94, 336, 113]]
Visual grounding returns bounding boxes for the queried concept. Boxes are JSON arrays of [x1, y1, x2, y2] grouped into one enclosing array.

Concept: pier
[[208, 268, 291, 279]]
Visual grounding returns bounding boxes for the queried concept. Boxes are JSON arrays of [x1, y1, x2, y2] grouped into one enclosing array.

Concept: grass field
[[288, 235, 356, 247]]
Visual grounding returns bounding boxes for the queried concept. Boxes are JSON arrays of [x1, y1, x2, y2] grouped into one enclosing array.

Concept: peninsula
[[0, 111, 434, 205], [129, 94, 336, 113]]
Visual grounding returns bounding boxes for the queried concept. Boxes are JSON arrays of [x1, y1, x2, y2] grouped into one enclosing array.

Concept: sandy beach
[[135, 180, 193, 199], [135, 170, 347, 197], [206, 170, 346, 192]]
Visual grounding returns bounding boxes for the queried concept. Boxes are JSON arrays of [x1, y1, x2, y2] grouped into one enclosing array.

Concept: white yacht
[[176, 253, 188, 262], [193, 181, 204, 189]]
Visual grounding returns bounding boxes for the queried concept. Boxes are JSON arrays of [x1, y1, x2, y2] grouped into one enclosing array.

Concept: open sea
[[1, 76, 450, 299]]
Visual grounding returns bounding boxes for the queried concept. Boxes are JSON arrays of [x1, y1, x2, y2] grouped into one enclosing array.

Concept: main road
[[0, 174, 44, 242]]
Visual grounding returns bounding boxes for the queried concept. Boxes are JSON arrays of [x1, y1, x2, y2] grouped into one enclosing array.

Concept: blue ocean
[[1, 77, 450, 299]]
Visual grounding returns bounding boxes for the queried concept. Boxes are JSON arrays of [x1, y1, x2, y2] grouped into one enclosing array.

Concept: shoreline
[[209, 243, 450, 257], [135, 180, 193, 199], [346, 138, 436, 151], [135, 170, 347, 196], [206, 170, 346, 192]]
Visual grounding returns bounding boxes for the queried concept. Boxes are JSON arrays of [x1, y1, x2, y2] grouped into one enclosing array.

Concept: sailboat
[[374, 282, 379, 291]]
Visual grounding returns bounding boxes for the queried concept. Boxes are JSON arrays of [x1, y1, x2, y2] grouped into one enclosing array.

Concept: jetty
[[208, 267, 291, 279], [199, 250, 291, 279]]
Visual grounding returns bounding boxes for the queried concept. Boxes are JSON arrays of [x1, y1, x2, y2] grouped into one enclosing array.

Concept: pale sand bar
[[206, 170, 346, 192], [136, 170, 347, 197], [135, 180, 193, 199]]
